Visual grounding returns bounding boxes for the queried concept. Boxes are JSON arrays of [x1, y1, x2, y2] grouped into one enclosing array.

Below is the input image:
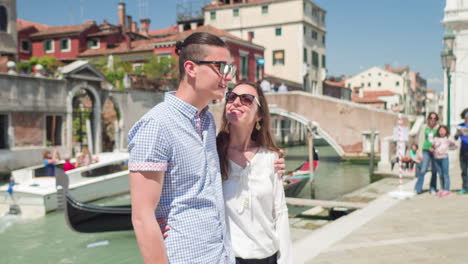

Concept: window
[[261, 5, 268, 14], [396, 81, 400, 86], [0, 114, 8, 149], [368, 82, 371, 87], [378, 82, 381, 87], [255, 61, 261, 81], [240, 55, 248, 80], [368, 73, 371, 76], [312, 51, 318, 67], [322, 35, 325, 45], [44, 40, 54, 53], [46, 115, 62, 146], [275, 27, 282, 36], [132, 63, 143, 71], [21, 40, 31, 53], [60, 38, 71, 51], [233, 9, 239, 17], [248, 31, 254, 40], [210, 11, 216, 20], [157, 53, 171, 59], [87, 39, 100, 49], [303, 48, 308, 63], [322, 54, 326, 68], [272, 50, 285, 65], [303, 26, 306, 36], [312, 30, 317, 40], [0, 5, 7, 32], [312, 7, 318, 18]]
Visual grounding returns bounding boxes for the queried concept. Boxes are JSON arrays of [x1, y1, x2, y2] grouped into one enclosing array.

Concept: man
[[260, 78, 271, 93], [278, 82, 288, 93], [128, 32, 284, 264], [455, 108, 468, 194], [414, 112, 440, 194]]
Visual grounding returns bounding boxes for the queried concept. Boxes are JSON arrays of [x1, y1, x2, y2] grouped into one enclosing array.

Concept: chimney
[[140, 18, 151, 36], [118, 2, 126, 28], [385, 64, 390, 71], [127, 15, 132, 31], [247, 31, 253, 42], [131, 21, 138, 33]]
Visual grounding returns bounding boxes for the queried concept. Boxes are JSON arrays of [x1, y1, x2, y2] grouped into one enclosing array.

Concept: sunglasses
[[226, 91, 261, 107], [191, 60, 237, 78]]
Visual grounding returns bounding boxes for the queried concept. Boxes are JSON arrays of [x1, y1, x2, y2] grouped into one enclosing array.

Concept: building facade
[[442, 0, 468, 129], [345, 65, 427, 114], [0, 0, 17, 70], [345, 66, 405, 111], [203, 0, 326, 94]]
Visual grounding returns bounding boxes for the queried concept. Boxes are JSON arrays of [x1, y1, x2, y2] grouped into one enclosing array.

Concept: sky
[[17, 0, 446, 91]]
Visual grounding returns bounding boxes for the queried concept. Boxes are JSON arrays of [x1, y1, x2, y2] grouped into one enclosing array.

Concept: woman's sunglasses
[[226, 92, 261, 107]]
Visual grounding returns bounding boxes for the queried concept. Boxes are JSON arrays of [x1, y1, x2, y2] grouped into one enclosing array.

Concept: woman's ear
[[184, 61, 197, 79]]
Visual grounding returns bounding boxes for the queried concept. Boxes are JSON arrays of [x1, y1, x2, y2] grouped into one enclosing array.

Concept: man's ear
[[184, 61, 197, 78]]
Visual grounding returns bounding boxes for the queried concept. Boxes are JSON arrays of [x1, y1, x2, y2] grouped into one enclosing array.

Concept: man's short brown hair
[[175, 32, 228, 80]]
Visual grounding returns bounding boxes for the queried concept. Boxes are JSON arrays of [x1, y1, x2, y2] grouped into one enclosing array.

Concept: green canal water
[[0, 145, 369, 263]]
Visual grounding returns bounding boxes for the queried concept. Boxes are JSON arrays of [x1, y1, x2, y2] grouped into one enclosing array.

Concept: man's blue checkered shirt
[[128, 92, 234, 264]]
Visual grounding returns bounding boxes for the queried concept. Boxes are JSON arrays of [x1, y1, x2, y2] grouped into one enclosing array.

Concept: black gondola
[[58, 166, 310, 233]]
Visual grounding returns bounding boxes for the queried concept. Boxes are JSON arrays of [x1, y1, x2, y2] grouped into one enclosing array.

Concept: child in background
[[409, 143, 422, 176], [63, 157, 76, 172], [432, 125, 458, 197]]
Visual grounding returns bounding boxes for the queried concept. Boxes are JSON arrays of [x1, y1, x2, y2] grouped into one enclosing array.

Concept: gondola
[[59, 162, 315, 233]]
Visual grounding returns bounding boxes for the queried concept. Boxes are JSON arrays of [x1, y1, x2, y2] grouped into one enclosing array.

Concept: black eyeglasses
[[191, 60, 237, 78], [226, 91, 261, 107]]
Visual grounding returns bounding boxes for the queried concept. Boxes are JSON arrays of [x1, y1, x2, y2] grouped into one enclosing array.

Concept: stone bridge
[[211, 92, 411, 159]]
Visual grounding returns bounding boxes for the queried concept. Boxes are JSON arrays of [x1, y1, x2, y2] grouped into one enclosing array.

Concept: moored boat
[[0, 152, 129, 217]]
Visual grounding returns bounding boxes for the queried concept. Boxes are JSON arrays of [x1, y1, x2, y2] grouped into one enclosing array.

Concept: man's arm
[[130, 171, 168, 264]]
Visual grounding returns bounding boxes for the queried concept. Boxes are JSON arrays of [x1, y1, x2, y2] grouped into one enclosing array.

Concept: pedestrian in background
[[432, 125, 458, 197], [414, 112, 440, 194], [455, 108, 468, 194]]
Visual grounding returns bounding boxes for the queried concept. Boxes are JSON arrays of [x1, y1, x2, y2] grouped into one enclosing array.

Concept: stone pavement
[[293, 151, 468, 264]]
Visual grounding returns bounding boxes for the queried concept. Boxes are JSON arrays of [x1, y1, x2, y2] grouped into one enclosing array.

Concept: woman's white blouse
[[223, 148, 293, 263]]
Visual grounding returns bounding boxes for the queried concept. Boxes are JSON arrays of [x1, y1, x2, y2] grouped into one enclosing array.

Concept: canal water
[[0, 145, 369, 263]]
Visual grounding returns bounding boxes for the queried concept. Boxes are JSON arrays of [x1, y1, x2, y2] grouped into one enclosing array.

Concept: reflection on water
[[0, 210, 140, 264], [284, 144, 370, 200]]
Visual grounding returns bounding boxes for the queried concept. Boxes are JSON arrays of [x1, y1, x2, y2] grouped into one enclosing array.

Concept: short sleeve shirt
[[128, 92, 234, 264]]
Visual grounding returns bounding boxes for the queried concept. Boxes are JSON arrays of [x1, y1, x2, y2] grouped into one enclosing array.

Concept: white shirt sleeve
[[273, 154, 293, 264]]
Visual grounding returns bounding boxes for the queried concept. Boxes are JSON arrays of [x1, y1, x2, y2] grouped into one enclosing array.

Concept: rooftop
[[30, 21, 96, 38]]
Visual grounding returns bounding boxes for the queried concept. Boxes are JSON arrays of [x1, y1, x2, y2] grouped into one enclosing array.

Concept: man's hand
[[274, 149, 286, 177]]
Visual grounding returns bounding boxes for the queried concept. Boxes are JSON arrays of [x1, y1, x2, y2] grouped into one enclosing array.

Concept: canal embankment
[[293, 150, 468, 263]]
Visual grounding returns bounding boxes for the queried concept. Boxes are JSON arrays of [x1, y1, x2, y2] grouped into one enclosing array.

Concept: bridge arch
[[268, 104, 345, 157]]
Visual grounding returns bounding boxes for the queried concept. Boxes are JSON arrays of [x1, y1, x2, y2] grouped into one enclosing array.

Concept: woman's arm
[[273, 162, 293, 264]]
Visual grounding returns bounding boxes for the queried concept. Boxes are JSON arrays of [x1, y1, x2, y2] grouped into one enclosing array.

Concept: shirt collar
[[165, 92, 209, 119]]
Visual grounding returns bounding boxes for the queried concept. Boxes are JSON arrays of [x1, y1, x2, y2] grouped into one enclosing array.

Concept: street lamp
[[440, 30, 456, 129]]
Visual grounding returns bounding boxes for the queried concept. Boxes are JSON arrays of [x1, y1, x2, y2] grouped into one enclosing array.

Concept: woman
[[217, 81, 293, 264]]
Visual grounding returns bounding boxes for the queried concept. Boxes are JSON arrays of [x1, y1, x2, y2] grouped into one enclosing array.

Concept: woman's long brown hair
[[216, 81, 280, 180]]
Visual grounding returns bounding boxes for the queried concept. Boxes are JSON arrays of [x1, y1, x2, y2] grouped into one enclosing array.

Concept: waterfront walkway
[[294, 151, 468, 263]]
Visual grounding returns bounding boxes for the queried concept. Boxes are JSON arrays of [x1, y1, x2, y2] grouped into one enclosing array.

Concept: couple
[[128, 32, 293, 264]]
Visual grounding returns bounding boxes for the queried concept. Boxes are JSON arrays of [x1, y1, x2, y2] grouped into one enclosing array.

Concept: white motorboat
[[0, 152, 129, 218]]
